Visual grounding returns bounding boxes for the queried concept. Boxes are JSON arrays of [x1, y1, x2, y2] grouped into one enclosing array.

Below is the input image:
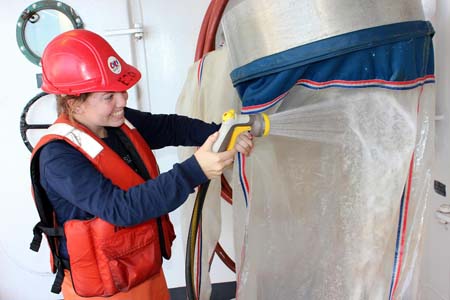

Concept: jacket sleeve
[[39, 141, 208, 227], [124, 107, 221, 149]]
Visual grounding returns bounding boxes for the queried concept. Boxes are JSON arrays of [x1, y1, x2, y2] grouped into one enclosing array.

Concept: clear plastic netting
[[229, 21, 435, 299], [232, 84, 435, 300]]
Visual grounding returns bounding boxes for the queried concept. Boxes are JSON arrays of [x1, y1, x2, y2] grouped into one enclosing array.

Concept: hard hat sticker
[[108, 56, 122, 74]]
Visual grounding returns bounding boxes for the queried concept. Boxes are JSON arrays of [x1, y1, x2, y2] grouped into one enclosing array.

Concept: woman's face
[[73, 91, 128, 137]]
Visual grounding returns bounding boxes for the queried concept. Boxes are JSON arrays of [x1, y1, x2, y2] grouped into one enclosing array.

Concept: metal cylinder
[[222, 0, 425, 70], [249, 113, 267, 137]]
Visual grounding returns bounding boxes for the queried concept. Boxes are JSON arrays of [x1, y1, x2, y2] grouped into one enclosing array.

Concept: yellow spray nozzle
[[212, 109, 270, 152], [262, 113, 270, 136], [226, 125, 252, 151], [222, 109, 236, 122]]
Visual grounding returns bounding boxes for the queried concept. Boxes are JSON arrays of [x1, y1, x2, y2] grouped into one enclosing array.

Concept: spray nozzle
[[212, 109, 270, 152]]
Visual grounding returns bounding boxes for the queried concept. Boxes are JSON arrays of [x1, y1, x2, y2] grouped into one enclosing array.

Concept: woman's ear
[[74, 107, 81, 114], [67, 98, 81, 114]]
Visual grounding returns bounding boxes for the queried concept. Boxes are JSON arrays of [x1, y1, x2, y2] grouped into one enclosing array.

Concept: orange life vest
[[30, 114, 175, 297]]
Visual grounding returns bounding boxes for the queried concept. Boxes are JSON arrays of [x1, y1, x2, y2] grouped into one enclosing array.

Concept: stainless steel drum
[[222, 0, 425, 70]]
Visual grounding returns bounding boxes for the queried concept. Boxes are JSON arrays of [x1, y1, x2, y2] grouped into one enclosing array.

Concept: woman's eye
[[104, 94, 114, 100]]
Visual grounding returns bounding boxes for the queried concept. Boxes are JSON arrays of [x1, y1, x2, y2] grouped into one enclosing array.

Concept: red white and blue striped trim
[[241, 76, 435, 114], [197, 56, 206, 86], [297, 75, 435, 91], [241, 91, 289, 115], [389, 154, 415, 300], [235, 153, 250, 299], [237, 153, 250, 207]]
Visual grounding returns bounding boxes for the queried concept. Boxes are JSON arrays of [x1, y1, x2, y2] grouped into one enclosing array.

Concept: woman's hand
[[194, 132, 236, 179], [234, 131, 254, 156]]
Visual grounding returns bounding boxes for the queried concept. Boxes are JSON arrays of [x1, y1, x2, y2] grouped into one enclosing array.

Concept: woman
[[29, 29, 253, 300]]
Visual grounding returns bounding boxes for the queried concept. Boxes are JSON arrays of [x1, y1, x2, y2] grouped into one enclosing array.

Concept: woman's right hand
[[194, 132, 236, 179]]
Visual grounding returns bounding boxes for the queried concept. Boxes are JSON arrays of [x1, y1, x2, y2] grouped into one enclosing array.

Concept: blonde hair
[[56, 94, 89, 121]]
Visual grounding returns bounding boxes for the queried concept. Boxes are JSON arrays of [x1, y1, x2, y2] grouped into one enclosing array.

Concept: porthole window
[[16, 1, 83, 66]]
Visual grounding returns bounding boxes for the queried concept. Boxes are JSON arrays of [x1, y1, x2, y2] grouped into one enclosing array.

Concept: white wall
[[0, 1, 54, 299]]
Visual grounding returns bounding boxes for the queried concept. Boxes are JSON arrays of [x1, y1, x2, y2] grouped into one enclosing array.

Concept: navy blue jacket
[[38, 107, 219, 258]]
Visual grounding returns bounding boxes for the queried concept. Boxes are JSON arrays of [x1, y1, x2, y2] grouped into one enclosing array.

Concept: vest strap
[[30, 223, 43, 252], [30, 221, 65, 252], [51, 257, 67, 294]]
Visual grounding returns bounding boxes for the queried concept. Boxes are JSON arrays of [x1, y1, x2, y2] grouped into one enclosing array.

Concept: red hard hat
[[41, 29, 141, 95]]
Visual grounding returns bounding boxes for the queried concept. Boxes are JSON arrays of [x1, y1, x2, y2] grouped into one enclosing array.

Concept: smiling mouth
[[112, 110, 124, 117]]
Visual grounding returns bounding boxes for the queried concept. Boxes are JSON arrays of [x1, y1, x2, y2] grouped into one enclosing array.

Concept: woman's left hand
[[235, 131, 254, 156]]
